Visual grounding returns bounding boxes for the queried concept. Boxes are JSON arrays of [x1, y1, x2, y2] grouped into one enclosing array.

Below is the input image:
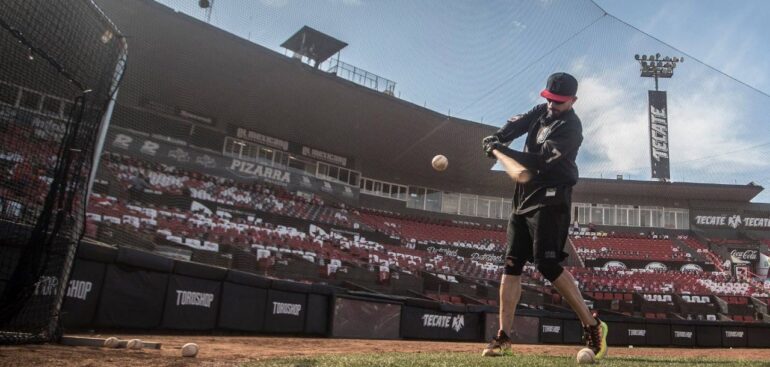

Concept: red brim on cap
[[540, 89, 572, 103]]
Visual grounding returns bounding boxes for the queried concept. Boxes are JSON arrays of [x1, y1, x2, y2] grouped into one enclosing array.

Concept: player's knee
[[536, 261, 564, 282], [503, 257, 525, 276]]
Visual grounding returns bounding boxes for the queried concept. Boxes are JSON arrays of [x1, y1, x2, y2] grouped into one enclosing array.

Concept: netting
[[0, 0, 126, 344], [47, 0, 770, 320]]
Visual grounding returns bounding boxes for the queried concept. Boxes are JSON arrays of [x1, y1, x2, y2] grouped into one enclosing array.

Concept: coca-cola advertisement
[[729, 249, 759, 265]]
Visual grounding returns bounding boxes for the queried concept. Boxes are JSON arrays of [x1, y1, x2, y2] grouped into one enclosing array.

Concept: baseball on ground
[[126, 339, 143, 350], [431, 154, 448, 171], [103, 337, 120, 348], [181, 342, 199, 357], [576, 347, 595, 364]]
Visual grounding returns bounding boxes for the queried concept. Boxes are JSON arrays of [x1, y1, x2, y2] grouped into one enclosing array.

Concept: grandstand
[[3, 0, 770, 350]]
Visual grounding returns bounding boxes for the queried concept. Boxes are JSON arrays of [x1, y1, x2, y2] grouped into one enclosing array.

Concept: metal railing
[[327, 59, 396, 95]]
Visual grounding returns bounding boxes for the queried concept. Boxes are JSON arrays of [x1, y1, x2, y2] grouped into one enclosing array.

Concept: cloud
[[573, 66, 767, 182]]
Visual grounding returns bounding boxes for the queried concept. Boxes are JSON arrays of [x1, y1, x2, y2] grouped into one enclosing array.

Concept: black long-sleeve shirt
[[494, 103, 583, 214]]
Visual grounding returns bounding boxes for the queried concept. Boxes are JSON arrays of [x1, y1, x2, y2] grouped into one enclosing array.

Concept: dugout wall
[[61, 241, 770, 347]]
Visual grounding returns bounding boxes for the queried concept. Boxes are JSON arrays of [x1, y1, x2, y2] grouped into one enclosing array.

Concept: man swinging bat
[[481, 72, 608, 359]]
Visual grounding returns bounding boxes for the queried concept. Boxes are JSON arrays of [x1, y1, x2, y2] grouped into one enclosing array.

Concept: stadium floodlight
[[634, 52, 684, 90]]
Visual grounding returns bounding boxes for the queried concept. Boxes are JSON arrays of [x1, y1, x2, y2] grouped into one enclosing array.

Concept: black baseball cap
[[540, 72, 578, 103]]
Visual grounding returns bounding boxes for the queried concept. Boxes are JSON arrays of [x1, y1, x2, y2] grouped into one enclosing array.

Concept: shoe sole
[[482, 345, 512, 357]]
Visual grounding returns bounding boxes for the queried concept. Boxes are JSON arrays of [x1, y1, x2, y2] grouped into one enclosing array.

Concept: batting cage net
[[0, 0, 126, 344]]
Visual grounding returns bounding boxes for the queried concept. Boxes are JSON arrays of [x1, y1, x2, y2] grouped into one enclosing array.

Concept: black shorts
[[505, 204, 570, 264]]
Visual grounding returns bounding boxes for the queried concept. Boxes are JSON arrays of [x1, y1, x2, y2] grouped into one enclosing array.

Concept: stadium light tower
[[634, 53, 684, 181], [199, 0, 214, 23], [634, 53, 683, 91]]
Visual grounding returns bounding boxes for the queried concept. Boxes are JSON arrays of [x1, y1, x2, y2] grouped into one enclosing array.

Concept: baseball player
[[481, 72, 608, 359]]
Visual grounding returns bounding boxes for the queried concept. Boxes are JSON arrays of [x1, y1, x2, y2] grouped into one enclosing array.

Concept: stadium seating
[[52, 150, 768, 321], [572, 235, 691, 262]]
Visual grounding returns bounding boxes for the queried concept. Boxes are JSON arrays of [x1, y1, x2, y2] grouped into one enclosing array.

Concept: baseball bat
[[492, 149, 532, 183]]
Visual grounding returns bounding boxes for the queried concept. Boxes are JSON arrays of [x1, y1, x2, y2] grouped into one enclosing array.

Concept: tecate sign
[[694, 214, 770, 229], [421, 314, 465, 332]]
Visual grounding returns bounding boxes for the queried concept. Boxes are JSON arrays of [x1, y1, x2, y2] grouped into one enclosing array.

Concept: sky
[[154, 0, 770, 202]]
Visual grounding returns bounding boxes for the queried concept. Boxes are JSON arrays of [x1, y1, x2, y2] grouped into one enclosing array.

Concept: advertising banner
[[539, 318, 563, 344], [400, 306, 480, 341], [264, 290, 307, 333], [416, 243, 503, 264], [729, 248, 760, 265], [61, 259, 106, 328], [648, 90, 670, 180], [107, 129, 358, 202], [692, 213, 770, 230], [671, 324, 696, 346], [722, 326, 748, 348], [161, 275, 221, 330]]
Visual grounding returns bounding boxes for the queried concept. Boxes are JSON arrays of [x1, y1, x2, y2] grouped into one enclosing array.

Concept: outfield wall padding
[[217, 281, 267, 332], [61, 259, 106, 328], [95, 264, 169, 328], [161, 275, 221, 330], [400, 306, 480, 341], [60, 245, 768, 347], [331, 297, 401, 339], [539, 318, 563, 344], [264, 289, 307, 333]]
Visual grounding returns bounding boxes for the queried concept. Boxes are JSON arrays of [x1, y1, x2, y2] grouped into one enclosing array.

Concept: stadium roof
[[98, 0, 764, 204], [574, 178, 763, 203]]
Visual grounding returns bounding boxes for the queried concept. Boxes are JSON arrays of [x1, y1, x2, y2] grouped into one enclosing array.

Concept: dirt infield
[[1, 334, 770, 367]]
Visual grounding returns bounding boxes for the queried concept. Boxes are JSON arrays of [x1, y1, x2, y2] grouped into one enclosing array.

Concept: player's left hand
[[482, 135, 499, 157], [484, 141, 503, 158]]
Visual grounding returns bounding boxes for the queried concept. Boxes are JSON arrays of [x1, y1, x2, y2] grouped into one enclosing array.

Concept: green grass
[[240, 352, 770, 367]]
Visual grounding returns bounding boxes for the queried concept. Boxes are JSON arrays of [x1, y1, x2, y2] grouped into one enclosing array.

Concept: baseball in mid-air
[[431, 154, 448, 171]]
